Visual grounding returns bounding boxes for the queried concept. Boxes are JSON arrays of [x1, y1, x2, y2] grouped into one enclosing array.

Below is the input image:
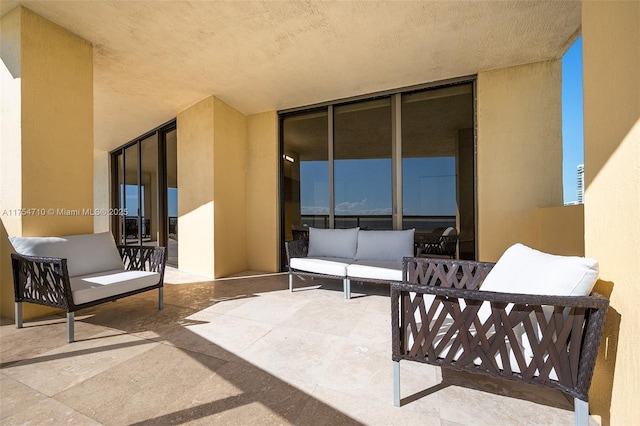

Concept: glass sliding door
[[140, 134, 159, 245], [334, 98, 392, 230], [282, 109, 329, 241], [165, 128, 178, 266], [401, 84, 475, 259], [111, 120, 178, 266], [280, 79, 476, 266], [123, 143, 140, 245]]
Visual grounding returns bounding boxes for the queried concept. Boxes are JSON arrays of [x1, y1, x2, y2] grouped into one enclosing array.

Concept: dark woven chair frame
[[11, 245, 166, 343], [391, 257, 608, 426]]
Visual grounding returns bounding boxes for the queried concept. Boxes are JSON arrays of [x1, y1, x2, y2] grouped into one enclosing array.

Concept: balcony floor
[[1, 270, 597, 425]]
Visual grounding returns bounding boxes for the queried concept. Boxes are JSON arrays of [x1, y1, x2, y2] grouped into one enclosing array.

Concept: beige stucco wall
[[1, 7, 23, 238], [246, 111, 279, 272], [582, 1, 640, 424], [0, 7, 93, 319], [477, 60, 563, 262], [535, 204, 584, 256], [93, 150, 111, 233], [212, 97, 248, 277], [177, 96, 249, 278], [176, 96, 215, 277]]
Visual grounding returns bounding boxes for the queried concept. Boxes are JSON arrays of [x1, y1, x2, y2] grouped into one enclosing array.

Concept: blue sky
[[562, 36, 584, 203]]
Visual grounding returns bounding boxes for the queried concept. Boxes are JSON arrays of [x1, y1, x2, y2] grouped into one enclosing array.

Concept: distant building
[[577, 164, 585, 204]]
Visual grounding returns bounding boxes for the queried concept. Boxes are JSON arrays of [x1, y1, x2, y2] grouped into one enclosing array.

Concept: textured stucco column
[[246, 111, 279, 272], [0, 7, 94, 319], [582, 1, 640, 424], [177, 96, 248, 278], [477, 60, 563, 262]]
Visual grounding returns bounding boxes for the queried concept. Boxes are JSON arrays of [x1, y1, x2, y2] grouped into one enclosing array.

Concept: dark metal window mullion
[[136, 141, 142, 245], [328, 105, 335, 229]]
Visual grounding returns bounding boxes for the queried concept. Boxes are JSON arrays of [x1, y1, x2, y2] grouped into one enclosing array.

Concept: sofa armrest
[[117, 245, 166, 278], [285, 238, 309, 264], [10, 253, 72, 310]]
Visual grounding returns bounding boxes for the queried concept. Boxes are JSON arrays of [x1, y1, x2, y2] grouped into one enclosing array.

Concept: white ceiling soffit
[[1, 1, 580, 151]]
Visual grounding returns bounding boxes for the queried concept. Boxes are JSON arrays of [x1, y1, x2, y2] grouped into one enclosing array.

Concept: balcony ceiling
[[1, 1, 580, 151]]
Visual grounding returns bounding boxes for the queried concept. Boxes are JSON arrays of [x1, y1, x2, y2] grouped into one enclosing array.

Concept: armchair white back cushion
[[481, 243, 599, 296], [307, 227, 359, 259], [355, 229, 415, 263], [10, 232, 125, 278]]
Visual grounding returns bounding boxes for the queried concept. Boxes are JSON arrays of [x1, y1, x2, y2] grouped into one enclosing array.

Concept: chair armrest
[[10, 253, 72, 310], [117, 245, 166, 277], [403, 257, 495, 290], [285, 238, 309, 263]]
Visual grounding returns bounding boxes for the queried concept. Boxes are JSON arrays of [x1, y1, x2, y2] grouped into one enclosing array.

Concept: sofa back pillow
[[10, 232, 125, 278], [355, 229, 415, 263], [307, 227, 359, 259], [481, 243, 599, 296]]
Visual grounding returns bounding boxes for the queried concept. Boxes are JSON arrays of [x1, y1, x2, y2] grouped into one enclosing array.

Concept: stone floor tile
[[302, 385, 440, 426], [181, 310, 276, 356], [0, 314, 113, 366], [0, 373, 49, 420], [1, 395, 101, 425], [54, 343, 227, 425], [3, 331, 157, 396]]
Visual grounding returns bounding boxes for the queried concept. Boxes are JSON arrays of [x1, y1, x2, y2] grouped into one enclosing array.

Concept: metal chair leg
[[344, 277, 351, 299], [67, 312, 75, 343], [15, 302, 23, 329], [158, 287, 164, 310], [393, 360, 401, 407], [575, 398, 589, 426]]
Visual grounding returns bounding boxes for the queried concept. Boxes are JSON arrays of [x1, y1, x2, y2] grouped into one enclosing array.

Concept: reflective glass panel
[[123, 143, 140, 245], [401, 83, 475, 259], [282, 109, 329, 240], [334, 98, 392, 230], [166, 129, 178, 267]]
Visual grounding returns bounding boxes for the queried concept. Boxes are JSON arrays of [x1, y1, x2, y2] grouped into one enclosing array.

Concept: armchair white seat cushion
[[70, 270, 161, 305]]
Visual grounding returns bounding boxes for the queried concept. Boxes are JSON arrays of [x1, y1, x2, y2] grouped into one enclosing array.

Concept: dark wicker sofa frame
[[11, 245, 166, 343], [391, 258, 608, 426]]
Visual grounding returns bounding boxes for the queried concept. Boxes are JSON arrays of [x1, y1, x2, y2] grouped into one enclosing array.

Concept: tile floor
[[1, 269, 597, 425]]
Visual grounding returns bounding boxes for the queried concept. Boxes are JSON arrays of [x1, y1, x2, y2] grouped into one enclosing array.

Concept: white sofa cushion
[[10, 232, 125, 278], [481, 243, 599, 296], [70, 269, 161, 305], [347, 260, 403, 281], [307, 227, 359, 259], [354, 229, 415, 262], [290, 257, 350, 277]]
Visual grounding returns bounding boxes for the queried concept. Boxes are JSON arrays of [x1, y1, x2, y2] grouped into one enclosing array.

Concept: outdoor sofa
[[10, 232, 166, 343], [285, 227, 414, 299], [391, 244, 608, 426]]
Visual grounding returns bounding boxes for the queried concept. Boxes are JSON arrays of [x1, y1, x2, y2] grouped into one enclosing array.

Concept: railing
[[168, 217, 178, 235], [299, 214, 456, 232]]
